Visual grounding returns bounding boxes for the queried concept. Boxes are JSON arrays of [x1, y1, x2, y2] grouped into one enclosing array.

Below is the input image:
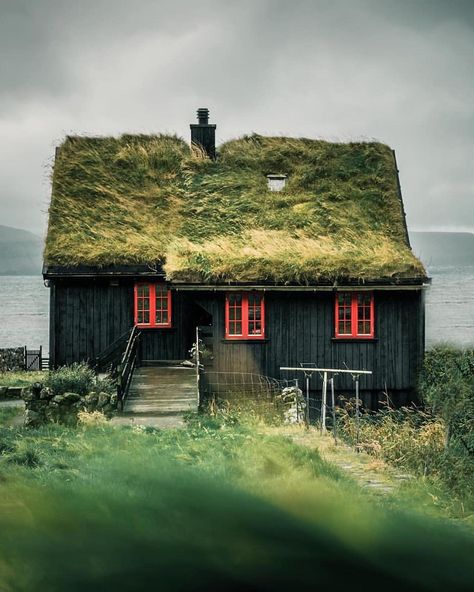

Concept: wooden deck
[[112, 365, 197, 428]]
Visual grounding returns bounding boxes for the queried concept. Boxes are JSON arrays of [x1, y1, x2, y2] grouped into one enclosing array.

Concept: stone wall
[[0, 386, 26, 400], [24, 383, 117, 427], [0, 347, 25, 372]]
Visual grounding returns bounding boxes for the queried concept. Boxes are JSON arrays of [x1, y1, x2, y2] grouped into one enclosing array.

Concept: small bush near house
[[77, 410, 108, 427], [44, 362, 114, 396]]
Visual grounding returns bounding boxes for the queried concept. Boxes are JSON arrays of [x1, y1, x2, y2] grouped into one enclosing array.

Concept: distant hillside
[[0, 225, 43, 275], [410, 232, 474, 267]]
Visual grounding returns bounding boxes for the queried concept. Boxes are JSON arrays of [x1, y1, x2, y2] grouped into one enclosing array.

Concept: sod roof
[[44, 134, 426, 284]]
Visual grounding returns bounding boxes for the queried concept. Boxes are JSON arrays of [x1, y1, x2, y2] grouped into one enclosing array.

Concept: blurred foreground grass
[[0, 412, 473, 591]]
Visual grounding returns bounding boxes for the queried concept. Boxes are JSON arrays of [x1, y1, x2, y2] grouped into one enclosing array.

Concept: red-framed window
[[134, 283, 172, 328], [335, 292, 374, 338], [225, 292, 265, 339]]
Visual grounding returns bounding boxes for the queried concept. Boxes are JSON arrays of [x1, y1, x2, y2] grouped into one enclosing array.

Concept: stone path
[[270, 425, 413, 496], [111, 365, 198, 429]]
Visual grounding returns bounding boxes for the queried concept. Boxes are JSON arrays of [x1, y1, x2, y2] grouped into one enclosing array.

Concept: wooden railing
[[94, 329, 133, 374], [195, 326, 200, 407], [117, 326, 141, 411]]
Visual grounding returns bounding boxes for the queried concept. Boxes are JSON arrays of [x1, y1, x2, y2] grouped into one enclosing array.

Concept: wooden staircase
[[112, 365, 198, 428]]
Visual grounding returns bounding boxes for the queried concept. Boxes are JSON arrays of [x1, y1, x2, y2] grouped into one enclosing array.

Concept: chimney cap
[[197, 108, 209, 125]]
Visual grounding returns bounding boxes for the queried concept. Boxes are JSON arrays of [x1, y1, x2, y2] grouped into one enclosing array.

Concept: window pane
[[228, 293, 243, 334], [339, 293, 351, 306], [337, 292, 351, 336], [229, 294, 242, 305], [229, 321, 242, 335], [339, 321, 351, 335], [136, 284, 151, 325], [155, 286, 169, 325], [248, 292, 263, 335], [356, 293, 372, 335]]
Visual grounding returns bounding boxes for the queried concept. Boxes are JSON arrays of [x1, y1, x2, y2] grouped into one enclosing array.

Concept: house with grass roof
[[43, 108, 428, 408]]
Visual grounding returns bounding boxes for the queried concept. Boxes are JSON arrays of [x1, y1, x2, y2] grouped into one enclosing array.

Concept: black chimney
[[190, 107, 216, 159]]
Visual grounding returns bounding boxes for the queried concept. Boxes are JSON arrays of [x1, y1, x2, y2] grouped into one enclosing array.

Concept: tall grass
[[337, 346, 474, 509], [44, 134, 425, 282], [1, 418, 474, 590], [0, 371, 45, 388]]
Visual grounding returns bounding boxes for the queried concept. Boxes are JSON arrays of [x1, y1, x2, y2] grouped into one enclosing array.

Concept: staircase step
[[119, 363, 199, 421]]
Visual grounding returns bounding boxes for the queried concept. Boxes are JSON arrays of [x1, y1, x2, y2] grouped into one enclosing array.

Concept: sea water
[[0, 269, 473, 352], [0, 276, 49, 350]]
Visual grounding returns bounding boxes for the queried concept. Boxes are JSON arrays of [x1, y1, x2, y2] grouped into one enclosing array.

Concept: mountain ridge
[[0, 225, 43, 275], [0, 226, 472, 275]]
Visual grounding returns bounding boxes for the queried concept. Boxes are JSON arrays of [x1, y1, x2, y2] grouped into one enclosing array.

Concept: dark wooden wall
[[49, 281, 424, 399], [50, 279, 193, 367], [195, 290, 425, 396]]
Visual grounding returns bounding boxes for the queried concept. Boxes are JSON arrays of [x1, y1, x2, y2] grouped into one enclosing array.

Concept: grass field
[[0, 371, 45, 388], [0, 408, 473, 591]]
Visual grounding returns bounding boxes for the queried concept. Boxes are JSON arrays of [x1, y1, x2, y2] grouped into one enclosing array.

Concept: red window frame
[[134, 283, 172, 329], [334, 292, 374, 339], [225, 292, 265, 340]]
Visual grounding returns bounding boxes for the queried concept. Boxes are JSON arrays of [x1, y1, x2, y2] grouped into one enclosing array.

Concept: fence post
[[330, 377, 337, 444], [295, 378, 299, 423], [195, 326, 200, 407], [321, 371, 328, 433], [305, 373, 310, 425], [355, 377, 360, 447]]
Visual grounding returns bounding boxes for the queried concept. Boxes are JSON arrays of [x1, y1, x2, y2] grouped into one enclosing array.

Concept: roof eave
[[43, 264, 429, 287]]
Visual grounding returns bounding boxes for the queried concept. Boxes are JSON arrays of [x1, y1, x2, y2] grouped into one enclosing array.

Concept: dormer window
[[267, 174, 287, 192]]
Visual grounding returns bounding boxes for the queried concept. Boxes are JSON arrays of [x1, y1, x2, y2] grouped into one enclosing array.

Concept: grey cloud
[[0, 0, 472, 234]]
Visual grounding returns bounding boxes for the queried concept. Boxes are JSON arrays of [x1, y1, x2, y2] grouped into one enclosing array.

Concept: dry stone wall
[[0, 348, 25, 372], [24, 383, 117, 427]]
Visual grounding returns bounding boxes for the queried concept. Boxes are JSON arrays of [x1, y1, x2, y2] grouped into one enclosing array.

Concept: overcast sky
[[0, 0, 472, 236]]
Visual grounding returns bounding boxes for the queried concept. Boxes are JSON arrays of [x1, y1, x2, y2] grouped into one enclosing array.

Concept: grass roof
[[44, 134, 426, 283]]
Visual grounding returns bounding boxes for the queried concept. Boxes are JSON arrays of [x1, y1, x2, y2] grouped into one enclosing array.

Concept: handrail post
[[195, 326, 200, 407], [355, 377, 360, 447], [321, 371, 328, 433]]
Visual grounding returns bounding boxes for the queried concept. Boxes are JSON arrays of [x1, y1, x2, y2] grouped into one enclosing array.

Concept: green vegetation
[[338, 346, 474, 510], [0, 371, 45, 388], [1, 411, 474, 590], [43, 362, 114, 396], [44, 134, 425, 282], [0, 364, 114, 395]]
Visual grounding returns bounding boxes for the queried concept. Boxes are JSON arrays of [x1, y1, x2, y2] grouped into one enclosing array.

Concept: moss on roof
[[44, 133, 426, 283]]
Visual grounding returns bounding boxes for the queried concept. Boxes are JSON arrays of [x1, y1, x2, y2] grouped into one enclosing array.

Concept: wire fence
[[200, 366, 371, 444], [200, 371, 295, 401]]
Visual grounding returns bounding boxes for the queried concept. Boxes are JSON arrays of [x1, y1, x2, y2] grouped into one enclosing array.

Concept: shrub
[[337, 403, 474, 505], [419, 345, 474, 452], [44, 363, 114, 397], [77, 410, 108, 427]]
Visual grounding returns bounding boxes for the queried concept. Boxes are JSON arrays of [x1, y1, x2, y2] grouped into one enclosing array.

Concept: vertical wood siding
[[195, 291, 424, 393], [51, 282, 424, 395]]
